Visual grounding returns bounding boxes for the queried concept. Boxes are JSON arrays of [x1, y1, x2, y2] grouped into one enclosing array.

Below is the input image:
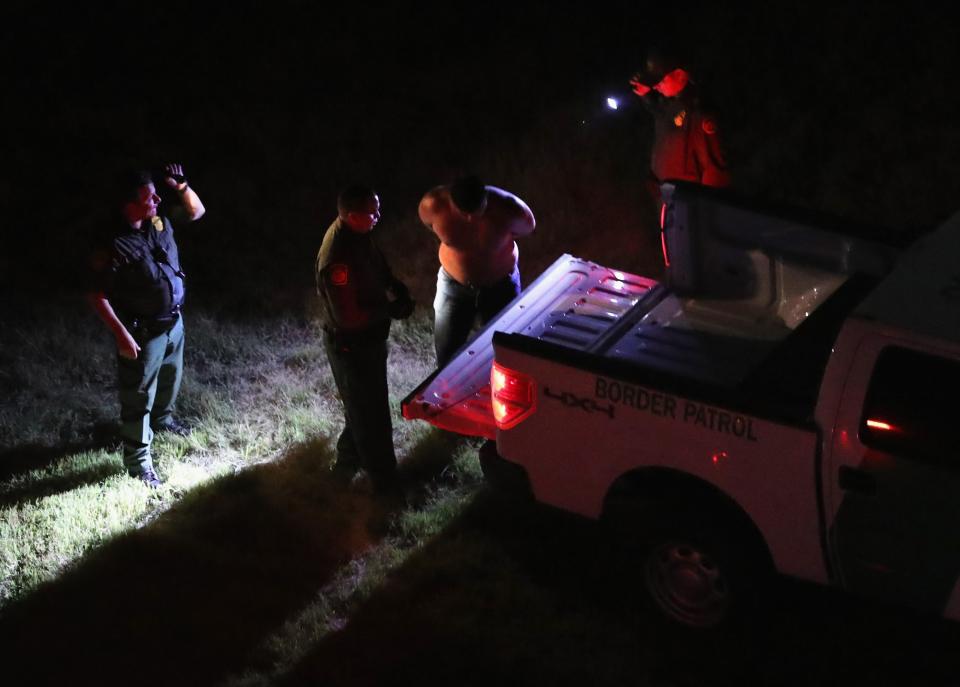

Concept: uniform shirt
[[315, 218, 401, 343], [91, 215, 186, 320], [643, 92, 730, 187]]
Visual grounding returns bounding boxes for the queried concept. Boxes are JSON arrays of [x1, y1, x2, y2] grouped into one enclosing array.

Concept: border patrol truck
[[402, 181, 960, 628]]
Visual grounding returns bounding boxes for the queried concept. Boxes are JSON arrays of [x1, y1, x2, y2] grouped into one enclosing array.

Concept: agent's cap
[[115, 168, 154, 206], [633, 45, 686, 87]]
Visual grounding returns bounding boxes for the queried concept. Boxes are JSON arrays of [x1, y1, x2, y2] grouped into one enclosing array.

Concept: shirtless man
[[418, 175, 536, 366]]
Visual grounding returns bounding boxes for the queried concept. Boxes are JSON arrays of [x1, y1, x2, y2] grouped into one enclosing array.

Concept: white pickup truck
[[402, 181, 960, 628]]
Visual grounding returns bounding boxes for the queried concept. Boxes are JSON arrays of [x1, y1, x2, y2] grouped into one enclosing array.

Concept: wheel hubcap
[[645, 541, 729, 627]]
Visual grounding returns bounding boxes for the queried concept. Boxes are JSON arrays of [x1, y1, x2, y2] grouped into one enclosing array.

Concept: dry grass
[[0, 300, 501, 685]]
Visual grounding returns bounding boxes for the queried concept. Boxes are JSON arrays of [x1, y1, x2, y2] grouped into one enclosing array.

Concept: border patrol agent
[[629, 47, 731, 198], [316, 185, 414, 494], [88, 164, 205, 487]]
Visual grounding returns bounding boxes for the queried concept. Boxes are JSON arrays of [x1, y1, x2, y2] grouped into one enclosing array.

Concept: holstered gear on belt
[[119, 304, 182, 338]]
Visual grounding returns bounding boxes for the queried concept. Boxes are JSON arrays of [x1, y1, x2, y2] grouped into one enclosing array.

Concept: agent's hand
[[629, 74, 652, 97], [116, 329, 141, 360], [163, 163, 188, 189], [652, 68, 689, 97]]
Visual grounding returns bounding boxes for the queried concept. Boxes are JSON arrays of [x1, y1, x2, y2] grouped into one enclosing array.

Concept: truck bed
[[402, 253, 847, 437], [403, 183, 899, 438]]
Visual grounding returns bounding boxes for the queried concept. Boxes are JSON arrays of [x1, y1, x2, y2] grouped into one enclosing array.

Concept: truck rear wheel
[[642, 529, 733, 628], [607, 499, 770, 630]]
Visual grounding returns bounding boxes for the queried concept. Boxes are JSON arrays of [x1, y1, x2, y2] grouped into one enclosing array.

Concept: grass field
[[0, 300, 495, 682]]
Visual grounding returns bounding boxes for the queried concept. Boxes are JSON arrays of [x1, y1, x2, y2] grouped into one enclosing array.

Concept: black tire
[[478, 440, 532, 500], [610, 501, 771, 630]]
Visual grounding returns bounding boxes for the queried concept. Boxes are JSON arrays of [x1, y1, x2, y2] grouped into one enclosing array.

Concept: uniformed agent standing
[[88, 164, 205, 487], [629, 46, 731, 203], [316, 185, 414, 494]]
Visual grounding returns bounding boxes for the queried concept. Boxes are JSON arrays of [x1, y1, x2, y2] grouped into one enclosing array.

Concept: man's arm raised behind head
[[418, 188, 444, 232], [490, 187, 536, 238]]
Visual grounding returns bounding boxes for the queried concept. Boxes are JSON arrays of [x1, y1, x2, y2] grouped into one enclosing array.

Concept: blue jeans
[[433, 266, 521, 367], [116, 316, 184, 474]]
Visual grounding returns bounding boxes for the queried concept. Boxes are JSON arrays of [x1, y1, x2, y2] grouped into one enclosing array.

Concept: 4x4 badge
[[544, 387, 615, 419]]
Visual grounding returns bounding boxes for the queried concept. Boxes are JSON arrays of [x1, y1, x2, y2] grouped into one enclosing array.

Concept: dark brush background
[[3, 2, 959, 315]]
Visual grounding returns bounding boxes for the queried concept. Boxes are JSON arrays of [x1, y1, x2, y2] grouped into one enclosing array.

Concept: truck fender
[[601, 467, 772, 563]]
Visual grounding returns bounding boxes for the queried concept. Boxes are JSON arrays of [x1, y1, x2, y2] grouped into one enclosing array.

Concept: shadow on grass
[[279, 489, 654, 687], [0, 435, 401, 687], [0, 423, 123, 507], [0, 421, 118, 481], [279, 489, 960, 687], [0, 461, 121, 509], [398, 428, 466, 485]]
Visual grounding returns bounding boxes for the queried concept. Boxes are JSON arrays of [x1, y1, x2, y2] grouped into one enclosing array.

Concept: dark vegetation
[[5, 4, 958, 314]]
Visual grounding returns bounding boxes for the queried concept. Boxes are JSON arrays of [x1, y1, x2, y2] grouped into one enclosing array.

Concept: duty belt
[[125, 304, 182, 336]]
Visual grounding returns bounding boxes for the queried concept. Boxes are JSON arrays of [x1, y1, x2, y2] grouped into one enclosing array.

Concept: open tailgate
[[401, 254, 657, 438]]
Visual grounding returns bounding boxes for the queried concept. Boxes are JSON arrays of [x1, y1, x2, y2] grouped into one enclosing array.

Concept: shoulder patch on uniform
[[329, 264, 349, 286], [702, 117, 718, 135]]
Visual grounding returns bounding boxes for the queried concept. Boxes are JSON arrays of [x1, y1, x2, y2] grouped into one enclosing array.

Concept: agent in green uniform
[[89, 164, 205, 487], [315, 185, 414, 494]]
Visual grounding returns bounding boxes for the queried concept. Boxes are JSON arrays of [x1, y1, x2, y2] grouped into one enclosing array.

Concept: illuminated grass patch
[[0, 304, 457, 613]]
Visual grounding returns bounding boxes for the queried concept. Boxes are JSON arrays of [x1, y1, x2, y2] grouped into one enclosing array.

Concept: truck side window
[[859, 346, 960, 467]]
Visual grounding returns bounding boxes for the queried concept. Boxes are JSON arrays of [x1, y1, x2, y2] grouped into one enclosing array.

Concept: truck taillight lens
[[491, 362, 536, 429]]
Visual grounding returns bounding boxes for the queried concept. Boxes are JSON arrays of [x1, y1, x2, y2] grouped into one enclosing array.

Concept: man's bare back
[[419, 185, 535, 286]]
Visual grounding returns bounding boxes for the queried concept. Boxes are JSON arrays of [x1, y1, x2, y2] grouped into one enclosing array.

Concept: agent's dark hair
[[117, 169, 154, 206], [337, 184, 377, 216], [450, 175, 487, 213]]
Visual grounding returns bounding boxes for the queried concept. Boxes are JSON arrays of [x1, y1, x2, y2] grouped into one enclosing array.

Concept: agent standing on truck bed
[[629, 46, 731, 203], [418, 175, 536, 366]]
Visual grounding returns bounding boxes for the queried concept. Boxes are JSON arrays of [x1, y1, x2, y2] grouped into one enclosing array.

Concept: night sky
[[3, 2, 959, 309]]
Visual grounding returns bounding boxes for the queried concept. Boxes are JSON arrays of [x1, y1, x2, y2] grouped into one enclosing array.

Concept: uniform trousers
[[117, 316, 184, 474], [323, 331, 397, 483]]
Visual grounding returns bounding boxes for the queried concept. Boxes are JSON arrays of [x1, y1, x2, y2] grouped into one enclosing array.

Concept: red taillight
[[866, 419, 895, 431], [491, 362, 536, 429]]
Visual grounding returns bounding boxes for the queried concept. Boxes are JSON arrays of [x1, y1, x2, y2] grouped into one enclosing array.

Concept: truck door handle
[[838, 466, 877, 495]]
